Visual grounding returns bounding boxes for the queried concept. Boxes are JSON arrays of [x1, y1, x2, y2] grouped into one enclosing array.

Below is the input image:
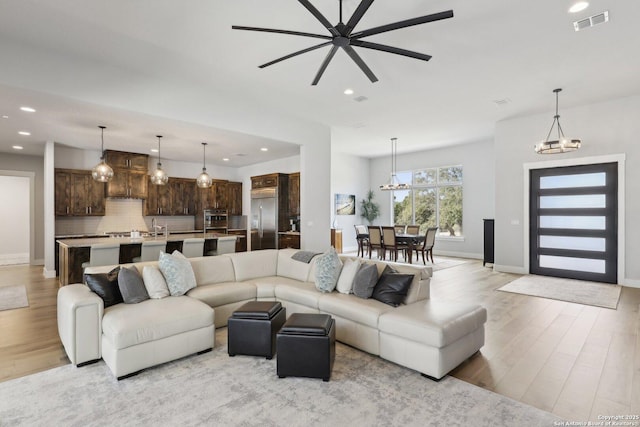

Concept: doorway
[[529, 162, 618, 284], [0, 175, 30, 265]]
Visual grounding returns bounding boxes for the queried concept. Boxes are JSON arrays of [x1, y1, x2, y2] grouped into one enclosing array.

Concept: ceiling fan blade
[[312, 45, 339, 86], [342, 45, 378, 83], [259, 41, 332, 68], [345, 0, 374, 35], [351, 10, 454, 39], [350, 40, 431, 61], [232, 25, 331, 40], [298, 0, 341, 37]]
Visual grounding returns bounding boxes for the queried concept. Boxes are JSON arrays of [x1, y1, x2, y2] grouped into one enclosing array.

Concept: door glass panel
[[539, 216, 605, 230], [539, 255, 606, 274], [539, 236, 606, 252], [540, 173, 606, 189], [539, 194, 606, 209]]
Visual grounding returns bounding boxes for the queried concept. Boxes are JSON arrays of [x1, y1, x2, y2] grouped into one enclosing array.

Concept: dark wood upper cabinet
[[103, 150, 149, 199], [251, 173, 279, 189], [171, 178, 196, 215], [55, 169, 105, 216], [104, 150, 148, 171], [227, 181, 243, 215], [145, 176, 171, 215], [288, 172, 300, 216], [213, 180, 228, 210]]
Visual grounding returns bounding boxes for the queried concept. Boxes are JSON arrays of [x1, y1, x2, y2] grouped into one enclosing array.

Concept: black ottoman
[[276, 313, 336, 382], [228, 301, 286, 359]]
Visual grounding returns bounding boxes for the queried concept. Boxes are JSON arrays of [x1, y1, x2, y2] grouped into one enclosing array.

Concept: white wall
[[331, 152, 371, 252], [0, 175, 30, 264], [368, 139, 495, 258], [494, 94, 640, 285]]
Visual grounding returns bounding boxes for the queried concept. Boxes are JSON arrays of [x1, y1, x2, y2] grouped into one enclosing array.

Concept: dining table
[[394, 233, 425, 264]]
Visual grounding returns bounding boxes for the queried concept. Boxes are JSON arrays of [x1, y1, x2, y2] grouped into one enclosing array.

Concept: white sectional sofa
[[57, 249, 486, 380]]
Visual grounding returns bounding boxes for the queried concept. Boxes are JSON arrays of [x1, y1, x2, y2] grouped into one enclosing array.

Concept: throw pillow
[[336, 258, 360, 294], [159, 251, 197, 296], [314, 247, 343, 293], [142, 265, 170, 299], [84, 266, 123, 308], [372, 265, 414, 307], [118, 266, 150, 304], [352, 263, 379, 299]]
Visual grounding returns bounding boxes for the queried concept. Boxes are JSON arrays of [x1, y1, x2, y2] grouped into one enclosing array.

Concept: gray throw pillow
[[314, 247, 343, 293], [118, 266, 150, 304], [352, 263, 379, 299]]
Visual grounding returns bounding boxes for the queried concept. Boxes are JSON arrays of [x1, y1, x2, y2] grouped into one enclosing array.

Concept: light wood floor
[[1, 260, 639, 422]]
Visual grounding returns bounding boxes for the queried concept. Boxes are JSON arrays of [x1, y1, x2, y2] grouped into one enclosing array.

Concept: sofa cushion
[[190, 256, 236, 286], [371, 266, 414, 307], [118, 266, 150, 304], [336, 258, 360, 294], [314, 247, 343, 293], [277, 249, 315, 282], [186, 282, 256, 307], [159, 252, 197, 296], [102, 296, 214, 350], [378, 301, 487, 348], [84, 267, 123, 308], [319, 293, 394, 328], [142, 265, 170, 299], [275, 282, 322, 309], [352, 263, 379, 299], [243, 276, 310, 299], [226, 250, 278, 281]]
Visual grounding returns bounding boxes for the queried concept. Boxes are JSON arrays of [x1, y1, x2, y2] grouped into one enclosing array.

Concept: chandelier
[[150, 135, 169, 185], [535, 88, 581, 154], [91, 125, 114, 182], [379, 137, 411, 191], [196, 142, 213, 188]]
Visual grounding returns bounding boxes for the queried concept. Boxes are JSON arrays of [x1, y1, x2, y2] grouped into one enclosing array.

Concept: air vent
[[574, 10, 609, 31], [493, 98, 511, 106], [353, 96, 368, 102]]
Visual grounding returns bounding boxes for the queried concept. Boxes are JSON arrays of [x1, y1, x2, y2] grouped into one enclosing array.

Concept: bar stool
[[181, 238, 205, 258], [207, 236, 237, 256], [132, 240, 167, 262], [81, 242, 120, 269]]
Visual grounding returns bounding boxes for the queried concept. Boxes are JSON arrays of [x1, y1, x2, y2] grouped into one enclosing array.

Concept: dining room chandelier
[[91, 125, 114, 182], [534, 88, 581, 154], [150, 135, 169, 185], [196, 142, 213, 188], [380, 138, 411, 191]]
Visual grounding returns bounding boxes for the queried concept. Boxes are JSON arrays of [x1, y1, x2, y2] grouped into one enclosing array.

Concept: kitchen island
[[57, 232, 244, 286]]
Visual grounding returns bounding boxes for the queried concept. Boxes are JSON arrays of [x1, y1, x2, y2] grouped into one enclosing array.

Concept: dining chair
[[415, 227, 438, 264], [382, 226, 409, 262], [132, 240, 167, 262], [394, 225, 406, 234], [81, 242, 120, 269], [366, 226, 384, 259], [354, 224, 369, 258], [181, 238, 205, 258], [207, 236, 237, 256], [406, 224, 420, 235]]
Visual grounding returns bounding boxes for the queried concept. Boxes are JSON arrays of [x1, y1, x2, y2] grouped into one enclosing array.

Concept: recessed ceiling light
[[12, 145, 24, 150], [569, 1, 589, 13], [18, 131, 31, 136], [150, 148, 159, 153], [222, 158, 230, 162], [260, 147, 268, 152], [1, 115, 8, 119], [20, 106, 36, 113], [344, 88, 354, 95]]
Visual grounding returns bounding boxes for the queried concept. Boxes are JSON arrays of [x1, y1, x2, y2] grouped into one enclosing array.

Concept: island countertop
[[56, 232, 241, 248]]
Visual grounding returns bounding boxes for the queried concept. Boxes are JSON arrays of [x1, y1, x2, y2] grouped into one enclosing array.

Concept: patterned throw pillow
[[158, 251, 197, 296], [336, 258, 360, 294], [142, 265, 170, 299], [314, 247, 343, 293]]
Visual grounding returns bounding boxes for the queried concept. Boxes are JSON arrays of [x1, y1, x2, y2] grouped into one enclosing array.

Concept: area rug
[[0, 329, 560, 427], [497, 275, 621, 309], [0, 285, 29, 311]]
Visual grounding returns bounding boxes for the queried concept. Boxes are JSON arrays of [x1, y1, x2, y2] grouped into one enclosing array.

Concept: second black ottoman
[[228, 301, 286, 359], [276, 313, 336, 382]]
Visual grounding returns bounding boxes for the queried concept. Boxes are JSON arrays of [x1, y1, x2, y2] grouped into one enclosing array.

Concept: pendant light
[[91, 125, 114, 182], [534, 88, 581, 154], [380, 137, 411, 191], [196, 142, 213, 188], [150, 135, 169, 185]]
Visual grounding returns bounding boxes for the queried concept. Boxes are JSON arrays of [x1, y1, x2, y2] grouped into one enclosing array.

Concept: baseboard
[[622, 278, 640, 288], [42, 267, 57, 279], [0, 253, 29, 266], [493, 264, 528, 275], [433, 250, 483, 260]]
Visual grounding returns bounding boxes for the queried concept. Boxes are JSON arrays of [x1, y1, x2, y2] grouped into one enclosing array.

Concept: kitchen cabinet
[[227, 181, 243, 215], [104, 150, 148, 171], [288, 172, 300, 216], [106, 169, 148, 199], [55, 169, 105, 216], [279, 233, 300, 249], [251, 173, 279, 189], [213, 180, 228, 209], [171, 178, 196, 215], [228, 229, 247, 252], [145, 176, 172, 215]]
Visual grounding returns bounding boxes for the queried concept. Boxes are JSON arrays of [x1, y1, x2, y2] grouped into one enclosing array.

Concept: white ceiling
[[0, 0, 639, 165]]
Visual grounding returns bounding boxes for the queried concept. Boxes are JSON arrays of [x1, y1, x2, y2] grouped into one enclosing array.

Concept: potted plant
[[360, 190, 380, 224]]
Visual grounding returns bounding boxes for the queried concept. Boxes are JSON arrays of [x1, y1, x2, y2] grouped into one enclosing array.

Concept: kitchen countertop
[[278, 231, 300, 235], [57, 232, 242, 248]]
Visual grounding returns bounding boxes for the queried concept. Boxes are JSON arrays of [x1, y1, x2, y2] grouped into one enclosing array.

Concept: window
[[393, 166, 463, 236]]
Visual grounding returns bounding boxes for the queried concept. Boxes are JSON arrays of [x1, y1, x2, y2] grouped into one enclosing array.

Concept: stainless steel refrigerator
[[251, 188, 278, 250]]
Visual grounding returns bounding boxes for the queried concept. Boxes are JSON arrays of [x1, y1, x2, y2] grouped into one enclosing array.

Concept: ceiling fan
[[232, 0, 454, 85]]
